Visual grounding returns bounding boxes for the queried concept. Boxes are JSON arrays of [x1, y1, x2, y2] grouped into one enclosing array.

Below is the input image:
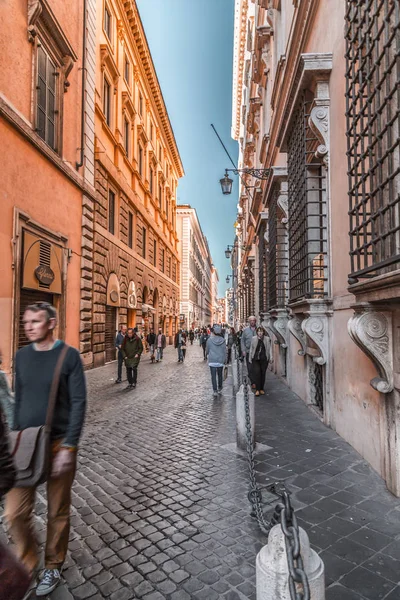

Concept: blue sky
[[136, 0, 238, 295]]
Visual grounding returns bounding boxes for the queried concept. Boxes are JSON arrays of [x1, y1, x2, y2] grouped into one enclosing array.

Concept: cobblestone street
[[3, 343, 400, 600]]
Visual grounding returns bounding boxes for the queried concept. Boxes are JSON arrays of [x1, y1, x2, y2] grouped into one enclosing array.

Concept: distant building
[[176, 205, 213, 329], [86, 0, 184, 366], [217, 298, 226, 325], [211, 266, 219, 324], [225, 288, 234, 326]]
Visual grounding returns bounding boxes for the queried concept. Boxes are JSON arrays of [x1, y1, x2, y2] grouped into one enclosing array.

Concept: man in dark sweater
[[115, 324, 127, 383], [4, 302, 86, 597]]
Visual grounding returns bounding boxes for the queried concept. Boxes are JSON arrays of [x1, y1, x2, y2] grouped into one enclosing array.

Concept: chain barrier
[[234, 346, 310, 600]]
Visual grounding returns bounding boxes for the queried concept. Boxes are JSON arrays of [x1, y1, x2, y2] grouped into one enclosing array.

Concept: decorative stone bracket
[[270, 309, 289, 348], [302, 311, 330, 365], [288, 314, 306, 356], [348, 307, 394, 394]]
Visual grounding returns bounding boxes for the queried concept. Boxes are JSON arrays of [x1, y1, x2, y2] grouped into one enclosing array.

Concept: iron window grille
[[108, 190, 115, 235], [287, 92, 328, 303], [258, 221, 268, 314], [346, 0, 400, 282], [268, 187, 289, 309]]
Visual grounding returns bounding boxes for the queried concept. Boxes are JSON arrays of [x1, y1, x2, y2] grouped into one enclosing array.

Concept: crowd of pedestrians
[[0, 305, 271, 599]]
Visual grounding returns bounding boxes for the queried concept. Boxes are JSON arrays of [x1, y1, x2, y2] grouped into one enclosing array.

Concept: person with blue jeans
[[115, 324, 127, 383], [174, 329, 186, 362], [206, 325, 227, 397]]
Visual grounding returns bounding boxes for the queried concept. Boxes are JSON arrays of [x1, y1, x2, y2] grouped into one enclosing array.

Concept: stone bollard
[[256, 524, 325, 600], [236, 383, 255, 451]]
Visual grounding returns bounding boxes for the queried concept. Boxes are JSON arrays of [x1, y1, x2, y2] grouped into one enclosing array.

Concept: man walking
[[241, 315, 257, 387], [121, 327, 143, 388], [146, 327, 156, 363], [156, 328, 166, 362], [4, 302, 86, 596], [115, 324, 127, 383], [174, 329, 186, 362]]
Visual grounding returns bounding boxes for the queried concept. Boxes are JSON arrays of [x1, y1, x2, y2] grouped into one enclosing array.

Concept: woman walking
[[227, 327, 237, 364], [248, 327, 271, 396], [200, 328, 209, 360]]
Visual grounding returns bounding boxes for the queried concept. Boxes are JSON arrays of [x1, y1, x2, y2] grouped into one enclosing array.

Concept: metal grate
[[313, 362, 324, 412], [287, 92, 328, 302], [268, 187, 289, 309], [38, 240, 51, 289], [346, 0, 400, 281]]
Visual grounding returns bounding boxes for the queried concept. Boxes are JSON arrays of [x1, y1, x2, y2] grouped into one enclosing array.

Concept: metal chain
[[236, 350, 310, 600]]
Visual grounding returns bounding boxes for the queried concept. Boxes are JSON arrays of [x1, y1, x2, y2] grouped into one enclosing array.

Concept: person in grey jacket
[[206, 325, 227, 397], [240, 316, 257, 386]]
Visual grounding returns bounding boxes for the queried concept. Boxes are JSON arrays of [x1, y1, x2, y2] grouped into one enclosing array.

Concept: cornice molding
[[232, 0, 250, 140], [122, 0, 184, 178]]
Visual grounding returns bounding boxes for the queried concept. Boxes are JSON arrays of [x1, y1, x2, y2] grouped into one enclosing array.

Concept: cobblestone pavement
[[2, 343, 400, 599]]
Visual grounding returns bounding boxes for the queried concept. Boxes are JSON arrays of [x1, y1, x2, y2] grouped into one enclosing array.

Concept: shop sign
[[179, 314, 185, 322], [34, 265, 55, 286]]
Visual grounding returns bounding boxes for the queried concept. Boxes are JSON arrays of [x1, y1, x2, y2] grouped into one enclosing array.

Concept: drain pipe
[[76, 0, 87, 170]]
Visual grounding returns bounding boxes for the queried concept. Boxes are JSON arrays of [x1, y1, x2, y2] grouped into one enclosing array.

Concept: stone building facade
[[231, 0, 400, 496], [0, 0, 96, 376], [176, 206, 213, 329], [81, 0, 183, 368]]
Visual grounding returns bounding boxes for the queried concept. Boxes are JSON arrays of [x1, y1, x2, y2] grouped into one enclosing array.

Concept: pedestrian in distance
[[241, 316, 258, 388], [115, 324, 127, 383], [122, 327, 143, 388], [227, 327, 237, 364], [206, 324, 227, 397], [146, 328, 156, 363], [248, 326, 271, 396], [189, 329, 194, 345], [4, 302, 87, 597], [156, 328, 166, 362], [174, 328, 186, 362], [200, 328, 209, 360]]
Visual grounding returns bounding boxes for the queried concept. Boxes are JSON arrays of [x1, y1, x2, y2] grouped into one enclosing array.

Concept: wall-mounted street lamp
[[219, 168, 271, 196], [225, 245, 234, 259]]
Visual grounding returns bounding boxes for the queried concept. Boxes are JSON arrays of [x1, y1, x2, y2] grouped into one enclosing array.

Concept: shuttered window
[[36, 45, 58, 151]]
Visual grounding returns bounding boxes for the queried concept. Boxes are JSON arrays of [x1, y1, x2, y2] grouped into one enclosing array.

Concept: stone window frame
[[107, 185, 117, 236], [28, 0, 78, 155], [103, 74, 112, 128], [124, 53, 130, 85], [103, 1, 113, 45], [153, 238, 157, 267], [142, 225, 147, 259], [128, 211, 134, 249]]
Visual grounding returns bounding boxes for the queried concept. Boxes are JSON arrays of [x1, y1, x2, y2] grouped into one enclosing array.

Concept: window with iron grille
[[346, 0, 400, 281], [258, 221, 268, 313], [103, 77, 111, 127], [287, 92, 328, 302], [108, 190, 115, 235], [128, 212, 133, 248], [36, 45, 58, 151], [268, 187, 289, 309]]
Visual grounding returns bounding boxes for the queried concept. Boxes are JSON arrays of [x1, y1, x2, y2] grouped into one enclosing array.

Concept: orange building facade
[[81, 0, 184, 368], [0, 0, 97, 376]]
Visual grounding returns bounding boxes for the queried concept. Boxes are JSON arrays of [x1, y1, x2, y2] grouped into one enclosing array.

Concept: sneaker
[[132, 383, 136, 388], [212, 391, 218, 398], [36, 569, 61, 597], [217, 388, 222, 393], [115, 379, 122, 384], [125, 384, 132, 389]]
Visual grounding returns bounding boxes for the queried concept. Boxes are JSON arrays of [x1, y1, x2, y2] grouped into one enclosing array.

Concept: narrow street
[[25, 344, 400, 600]]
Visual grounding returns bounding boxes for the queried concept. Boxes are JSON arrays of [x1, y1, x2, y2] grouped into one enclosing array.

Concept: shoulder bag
[[8, 345, 69, 488]]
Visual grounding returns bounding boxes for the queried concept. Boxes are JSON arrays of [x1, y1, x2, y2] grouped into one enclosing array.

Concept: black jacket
[[0, 405, 15, 498]]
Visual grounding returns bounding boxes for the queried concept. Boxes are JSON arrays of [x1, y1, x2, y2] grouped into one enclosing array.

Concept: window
[[153, 239, 157, 267], [124, 55, 130, 83], [104, 4, 112, 40], [268, 187, 288, 310], [149, 167, 154, 195], [161, 249, 165, 273], [150, 121, 153, 141], [158, 184, 162, 210], [287, 92, 327, 302], [108, 190, 115, 235], [103, 77, 111, 126], [168, 256, 171, 278], [36, 45, 58, 151], [138, 145, 143, 177], [139, 92, 143, 116], [142, 226, 146, 259], [128, 212, 133, 248], [346, 0, 400, 282], [124, 116, 130, 155], [166, 163, 169, 178], [159, 145, 162, 161], [166, 199, 169, 220]]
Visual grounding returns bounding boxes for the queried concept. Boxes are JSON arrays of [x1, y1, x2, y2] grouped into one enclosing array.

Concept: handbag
[[223, 365, 228, 380], [0, 538, 31, 600], [8, 345, 69, 488]]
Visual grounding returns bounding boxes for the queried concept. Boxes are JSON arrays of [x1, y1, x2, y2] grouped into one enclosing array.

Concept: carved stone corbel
[[277, 182, 288, 224], [348, 308, 393, 394], [288, 315, 306, 356], [270, 309, 289, 348], [302, 313, 330, 365], [28, 0, 42, 42], [309, 105, 329, 165]]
